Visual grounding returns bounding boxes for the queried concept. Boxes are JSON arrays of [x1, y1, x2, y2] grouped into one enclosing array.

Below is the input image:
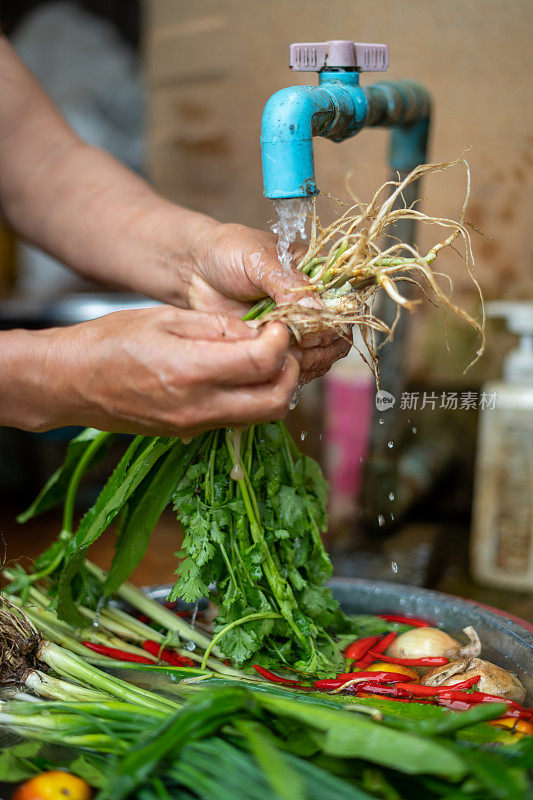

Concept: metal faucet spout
[[260, 81, 366, 199], [260, 41, 431, 199]]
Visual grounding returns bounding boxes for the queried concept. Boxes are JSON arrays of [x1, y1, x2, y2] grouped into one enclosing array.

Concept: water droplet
[[391, 513, 395, 521], [319, 433, 323, 440], [388, 492, 395, 502], [93, 596, 105, 628], [377, 514, 385, 527], [391, 561, 399, 574], [289, 384, 302, 410], [190, 601, 199, 629], [387, 440, 394, 449], [300, 430, 308, 441], [411, 426, 417, 434], [185, 641, 196, 652], [378, 417, 384, 425]]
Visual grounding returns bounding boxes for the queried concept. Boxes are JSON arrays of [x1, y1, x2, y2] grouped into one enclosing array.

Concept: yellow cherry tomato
[[13, 771, 92, 800], [365, 661, 420, 682], [489, 718, 533, 736]]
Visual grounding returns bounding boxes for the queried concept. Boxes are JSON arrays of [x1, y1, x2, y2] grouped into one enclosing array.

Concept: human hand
[[5, 308, 300, 436], [184, 222, 351, 382]]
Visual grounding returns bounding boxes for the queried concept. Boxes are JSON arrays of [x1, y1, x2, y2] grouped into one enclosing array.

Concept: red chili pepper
[[355, 631, 398, 669], [252, 665, 300, 685], [344, 636, 381, 661], [373, 631, 398, 654], [82, 641, 154, 664], [499, 708, 533, 722], [436, 676, 480, 692], [313, 678, 346, 691], [377, 614, 432, 628], [366, 650, 449, 667], [142, 640, 195, 667], [336, 671, 416, 684], [355, 682, 404, 697], [394, 676, 481, 697], [430, 697, 474, 713], [393, 682, 442, 697], [437, 689, 523, 710]]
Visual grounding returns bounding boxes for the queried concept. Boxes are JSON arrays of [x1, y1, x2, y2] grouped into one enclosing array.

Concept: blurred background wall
[[144, 0, 533, 385]]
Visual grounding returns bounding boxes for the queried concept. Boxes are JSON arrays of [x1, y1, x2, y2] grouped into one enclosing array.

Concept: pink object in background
[[324, 364, 374, 528]]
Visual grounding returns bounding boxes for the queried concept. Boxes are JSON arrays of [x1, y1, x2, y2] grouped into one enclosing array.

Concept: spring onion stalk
[[85, 561, 217, 653], [38, 642, 179, 713], [24, 671, 110, 702], [4, 572, 246, 680], [0, 596, 180, 714]]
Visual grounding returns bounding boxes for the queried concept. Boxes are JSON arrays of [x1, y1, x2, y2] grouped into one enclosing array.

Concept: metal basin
[[0, 578, 530, 799], [146, 577, 533, 699]]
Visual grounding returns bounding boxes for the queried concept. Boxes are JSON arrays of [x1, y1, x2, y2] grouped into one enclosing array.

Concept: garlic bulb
[[422, 657, 526, 704], [387, 626, 481, 660]]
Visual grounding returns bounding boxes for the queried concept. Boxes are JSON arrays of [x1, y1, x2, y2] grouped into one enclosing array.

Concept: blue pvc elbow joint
[[261, 74, 367, 199]]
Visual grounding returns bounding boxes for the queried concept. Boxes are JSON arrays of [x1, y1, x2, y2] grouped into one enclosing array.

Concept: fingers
[[186, 322, 291, 387], [159, 306, 257, 342], [298, 337, 352, 383], [215, 351, 301, 425]]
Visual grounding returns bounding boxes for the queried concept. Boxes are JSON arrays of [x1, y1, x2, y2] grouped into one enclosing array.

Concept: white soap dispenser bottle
[[471, 301, 533, 591]]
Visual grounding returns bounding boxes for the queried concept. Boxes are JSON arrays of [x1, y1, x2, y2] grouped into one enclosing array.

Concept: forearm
[[6, 140, 217, 305], [0, 328, 68, 431], [0, 36, 217, 305]]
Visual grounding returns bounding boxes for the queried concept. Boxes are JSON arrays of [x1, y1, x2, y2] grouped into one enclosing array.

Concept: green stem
[[201, 612, 282, 669], [62, 431, 112, 535], [224, 432, 312, 654]]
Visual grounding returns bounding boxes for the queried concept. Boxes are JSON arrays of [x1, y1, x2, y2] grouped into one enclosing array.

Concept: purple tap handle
[[289, 40, 389, 72]]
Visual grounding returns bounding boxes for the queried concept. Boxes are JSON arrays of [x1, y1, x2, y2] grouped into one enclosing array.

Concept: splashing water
[[271, 198, 310, 270]]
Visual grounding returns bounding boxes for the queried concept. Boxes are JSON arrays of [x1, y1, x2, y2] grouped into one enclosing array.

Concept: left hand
[[184, 222, 351, 383]]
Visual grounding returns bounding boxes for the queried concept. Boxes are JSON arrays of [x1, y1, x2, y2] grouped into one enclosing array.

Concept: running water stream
[[271, 198, 310, 270], [270, 198, 311, 411]]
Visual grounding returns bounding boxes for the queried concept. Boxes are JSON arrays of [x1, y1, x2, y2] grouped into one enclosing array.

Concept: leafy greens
[[17, 421, 353, 675]]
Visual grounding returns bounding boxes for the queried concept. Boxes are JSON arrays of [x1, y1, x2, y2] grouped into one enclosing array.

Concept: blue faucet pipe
[[261, 77, 430, 198]]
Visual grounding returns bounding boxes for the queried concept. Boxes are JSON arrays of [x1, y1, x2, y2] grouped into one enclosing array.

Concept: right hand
[[25, 307, 300, 436]]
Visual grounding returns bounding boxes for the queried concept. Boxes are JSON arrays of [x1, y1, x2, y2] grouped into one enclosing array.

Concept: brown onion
[[386, 626, 481, 661]]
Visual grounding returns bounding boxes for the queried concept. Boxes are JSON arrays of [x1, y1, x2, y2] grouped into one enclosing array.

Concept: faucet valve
[[289, 40, 389, 73]]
